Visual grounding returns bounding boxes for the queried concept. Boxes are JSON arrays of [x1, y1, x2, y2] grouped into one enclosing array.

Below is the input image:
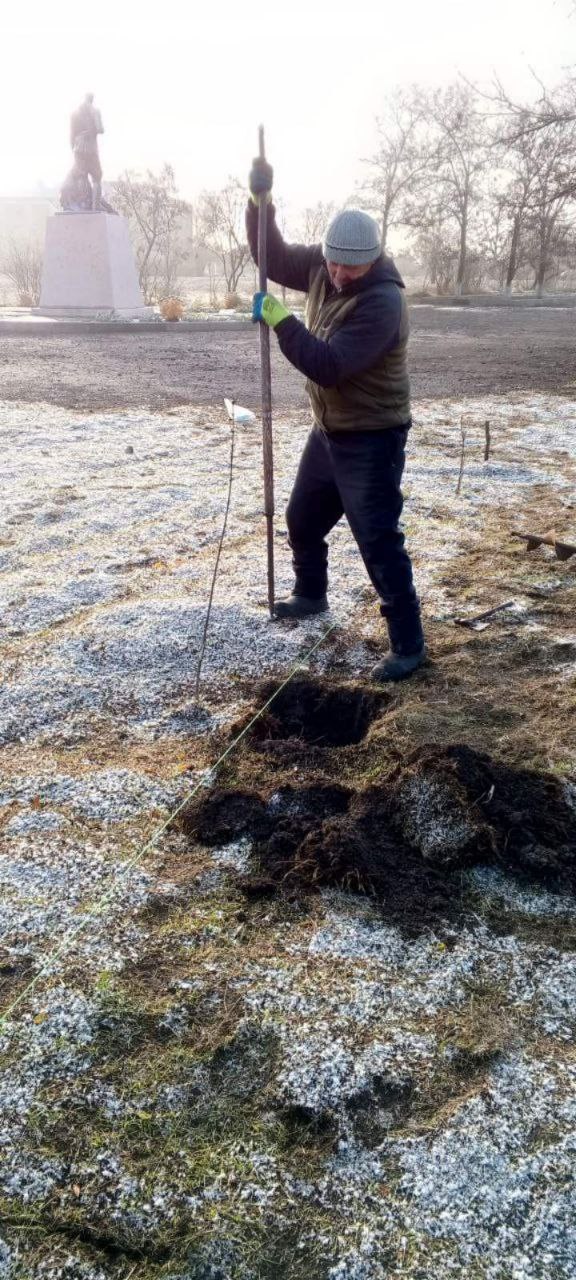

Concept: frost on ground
[[397, 1052, 576, 1279], [0, 767, 183, 822], [1, 394, 575, 746], [0, 827, 167, 968], [0, 392, 575, 1279]]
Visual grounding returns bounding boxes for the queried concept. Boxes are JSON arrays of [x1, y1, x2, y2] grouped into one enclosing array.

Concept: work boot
[[370, 646, 426, 683], [373, 593, 425, 681], [273, 593, 329, 620]]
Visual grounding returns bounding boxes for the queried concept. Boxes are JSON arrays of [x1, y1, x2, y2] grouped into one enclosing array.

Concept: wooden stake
[[257, 124, 275, 617], [454, 599, 516, 628], [456, 418, 467, 495], [484, 419, 491, 462]]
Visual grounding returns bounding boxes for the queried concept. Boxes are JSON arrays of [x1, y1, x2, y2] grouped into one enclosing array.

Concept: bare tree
[[113, 164, 190, 302], [499, 175, 534, 294], [527, 132, 576, 292], [413, 219, 460, 294], [427, 85, 490, 294], [197, 179, 251, 299], [494, 109, 576, 293], [487, 72, 576, 145], [477, 73, 576, 293], [1, 239, 43, 306], [360, 87, 435, 251], [403, 85, 489, 294], [474, 188, 517, 290], [524, 207, 575, 295], [297, 201, 336, 245], [359, 73, 576, 297]]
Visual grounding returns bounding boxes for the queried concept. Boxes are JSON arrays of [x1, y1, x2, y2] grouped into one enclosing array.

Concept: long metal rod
[[257, 124, 275, 616]]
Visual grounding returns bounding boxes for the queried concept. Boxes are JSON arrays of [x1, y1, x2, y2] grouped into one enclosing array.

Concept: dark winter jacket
[[246, 200, 411, 432]]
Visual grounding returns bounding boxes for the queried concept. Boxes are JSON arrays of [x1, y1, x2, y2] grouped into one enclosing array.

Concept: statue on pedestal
[[41, 94, 150, 319], [61, 93, 105, 212]]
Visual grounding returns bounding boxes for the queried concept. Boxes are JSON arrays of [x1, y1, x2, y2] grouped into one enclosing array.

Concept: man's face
[[326, 260, 374, 291]]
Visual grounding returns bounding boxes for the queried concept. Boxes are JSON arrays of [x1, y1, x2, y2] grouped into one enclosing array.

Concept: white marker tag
[[224, 398, 256, 425]]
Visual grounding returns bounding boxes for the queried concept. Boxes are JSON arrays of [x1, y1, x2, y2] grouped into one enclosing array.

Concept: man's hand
[[252, 291, 291, 329], [249, 156, 273, 202]]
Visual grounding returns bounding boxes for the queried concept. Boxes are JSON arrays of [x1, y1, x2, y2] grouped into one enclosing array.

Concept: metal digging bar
[[511, 528, 576, 561], [257, 124, 276, 617]]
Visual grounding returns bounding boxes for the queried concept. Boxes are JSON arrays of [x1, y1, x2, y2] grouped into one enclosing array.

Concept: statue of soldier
[[60, 165, 92, 212], [70, 93, 104, 211]]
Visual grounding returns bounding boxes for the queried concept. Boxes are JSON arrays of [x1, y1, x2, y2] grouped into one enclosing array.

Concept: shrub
[[159, 297, 185, 321], [1, 240, 43, 307]]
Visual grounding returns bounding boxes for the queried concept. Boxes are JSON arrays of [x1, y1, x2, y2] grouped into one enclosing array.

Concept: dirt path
[[0, 305, 575, 411]]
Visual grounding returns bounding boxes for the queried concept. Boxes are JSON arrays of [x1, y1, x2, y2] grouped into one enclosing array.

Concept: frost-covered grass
[[0, 392, 575, 1278]]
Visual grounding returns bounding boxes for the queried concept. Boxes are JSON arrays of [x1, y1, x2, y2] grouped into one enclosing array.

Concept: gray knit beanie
[[323, 209, 381, 265]]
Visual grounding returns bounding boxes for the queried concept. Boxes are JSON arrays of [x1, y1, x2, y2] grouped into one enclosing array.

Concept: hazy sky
[[3, 0, 575, 216]]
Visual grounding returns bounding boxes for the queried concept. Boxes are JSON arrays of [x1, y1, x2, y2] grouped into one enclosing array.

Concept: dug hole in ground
[[0, 313, 575, 1280]]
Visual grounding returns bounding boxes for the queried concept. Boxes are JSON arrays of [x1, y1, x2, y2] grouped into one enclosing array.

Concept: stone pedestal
[[36, 212, 153, 319]]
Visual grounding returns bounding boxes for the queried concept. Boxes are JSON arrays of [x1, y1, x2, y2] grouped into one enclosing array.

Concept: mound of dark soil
[[181, 781, 352, 848], [394, 745, 576, 876], [180, 675, 576, 925], [246, 804, 459, 928], [181, 772, 461, 930]]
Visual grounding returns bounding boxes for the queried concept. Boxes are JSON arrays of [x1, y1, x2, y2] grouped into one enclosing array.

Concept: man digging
[[247, 156, 425, 682]]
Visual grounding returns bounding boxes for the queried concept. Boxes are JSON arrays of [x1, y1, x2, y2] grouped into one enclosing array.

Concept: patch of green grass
[[389, 1231, 490, 1279], [5, 992, 358, 1279], [463, 881, 576, 952]]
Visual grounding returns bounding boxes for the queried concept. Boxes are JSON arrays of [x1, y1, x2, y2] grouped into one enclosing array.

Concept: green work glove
[[252, 291, 291, 328]]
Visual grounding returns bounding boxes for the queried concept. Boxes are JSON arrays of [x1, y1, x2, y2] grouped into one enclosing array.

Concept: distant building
[[0, 195, 57, 242]]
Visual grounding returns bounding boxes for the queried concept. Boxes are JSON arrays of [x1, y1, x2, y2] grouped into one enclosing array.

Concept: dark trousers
[[286, 424, 423, 653]]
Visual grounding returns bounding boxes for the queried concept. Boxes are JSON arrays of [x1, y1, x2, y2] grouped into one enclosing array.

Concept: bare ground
[[0, 305, 576, 411]]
